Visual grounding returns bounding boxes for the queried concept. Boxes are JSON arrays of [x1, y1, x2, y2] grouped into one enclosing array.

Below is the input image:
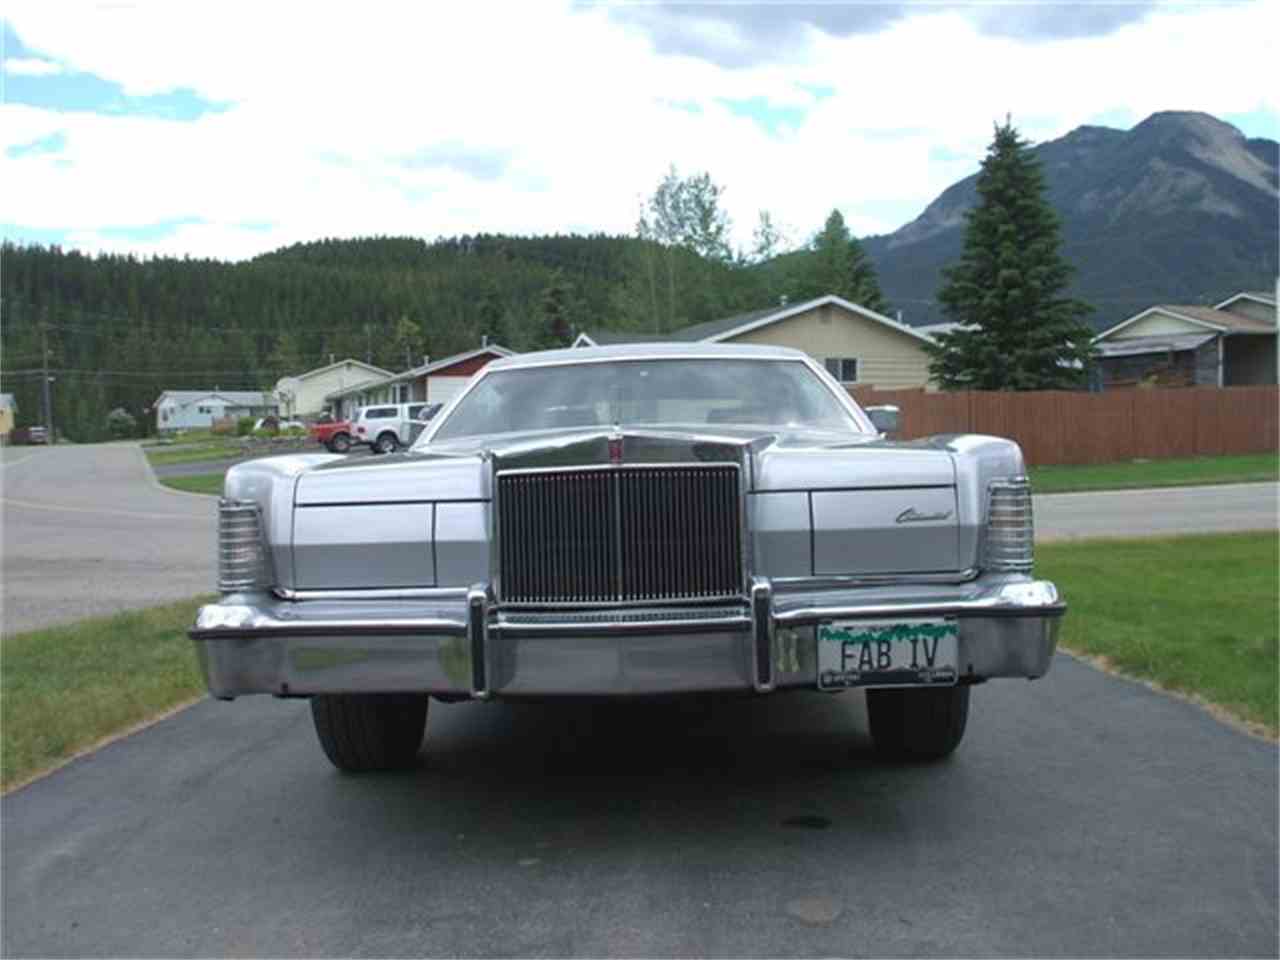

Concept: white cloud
[[1, 0, 1276, 260], [3, 56, 63, 76]]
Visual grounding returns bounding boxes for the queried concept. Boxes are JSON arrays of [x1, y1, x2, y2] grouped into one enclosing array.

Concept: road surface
[[1, 443, 215, 634]]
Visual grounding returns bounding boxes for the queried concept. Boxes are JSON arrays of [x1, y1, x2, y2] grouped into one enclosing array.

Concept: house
[[1092, 291, 1277, 388], [573, 295, 937, 390], [322, 343, 515, 419], [153, 390, 278, 432], [0, 393, 15, 441], [273, 358, 393, 419]]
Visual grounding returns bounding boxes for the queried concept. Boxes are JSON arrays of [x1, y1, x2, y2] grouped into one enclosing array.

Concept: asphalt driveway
[[2, 654, 1275, 957]]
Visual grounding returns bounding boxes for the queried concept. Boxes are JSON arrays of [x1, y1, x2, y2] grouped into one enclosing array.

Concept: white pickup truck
[[352, 402, 442, 453]]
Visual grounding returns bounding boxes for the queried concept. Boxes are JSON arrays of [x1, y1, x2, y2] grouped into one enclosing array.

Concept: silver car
[[192, 344, 1064, 771]]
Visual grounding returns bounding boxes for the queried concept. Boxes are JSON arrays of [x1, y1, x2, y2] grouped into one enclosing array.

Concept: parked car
[[308, 415, 355, 453], [26, 425, 48, 444], [192, 344, 1065, 773], [354, 402, 434, 454]]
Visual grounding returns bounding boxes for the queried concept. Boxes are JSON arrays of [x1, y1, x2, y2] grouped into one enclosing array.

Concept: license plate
[[817, 619, 959, 690]]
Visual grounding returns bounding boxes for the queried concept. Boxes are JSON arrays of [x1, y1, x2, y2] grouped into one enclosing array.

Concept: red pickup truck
[[308, 418, 354, 453]]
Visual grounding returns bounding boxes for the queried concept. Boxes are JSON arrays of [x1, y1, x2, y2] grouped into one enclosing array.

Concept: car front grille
[[497, 465, 743, 604]]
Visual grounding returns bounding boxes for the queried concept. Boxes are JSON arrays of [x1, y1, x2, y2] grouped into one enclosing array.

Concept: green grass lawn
[[161, 473, 226, 496], [1038, 532, 1278, 736], [1029, 453, 1277, 494], [1, 597, 212, 791], [144, 440, 247, 466]]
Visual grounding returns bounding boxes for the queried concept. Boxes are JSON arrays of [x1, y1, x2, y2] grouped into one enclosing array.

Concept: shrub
[[105, 407, 138, 439], [236, 416, 256, 436]]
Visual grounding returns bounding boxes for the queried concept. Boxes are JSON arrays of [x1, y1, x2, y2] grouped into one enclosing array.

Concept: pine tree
[[788, 209, 888, 313], [928, 120, 1095, 390], [539, 269, 574, 348]]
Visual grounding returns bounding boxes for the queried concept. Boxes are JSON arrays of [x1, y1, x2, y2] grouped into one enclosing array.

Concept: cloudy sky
[[2, 1, 1276, 261]]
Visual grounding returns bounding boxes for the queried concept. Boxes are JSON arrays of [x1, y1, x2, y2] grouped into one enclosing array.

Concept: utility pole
[[40, 313, 55, 445]]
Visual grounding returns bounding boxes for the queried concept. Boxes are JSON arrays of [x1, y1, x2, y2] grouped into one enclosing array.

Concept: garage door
[[426, 377, 467, 404]]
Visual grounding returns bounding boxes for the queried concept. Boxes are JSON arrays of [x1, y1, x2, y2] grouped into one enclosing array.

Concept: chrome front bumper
[[190, 575, 1065, 699]]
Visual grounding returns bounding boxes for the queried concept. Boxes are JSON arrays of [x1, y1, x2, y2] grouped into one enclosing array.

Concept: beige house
[[322, 344, 515, 419], [0, 393, 15, 440], [274, 359, 393, 419], [574, 295, 937, 390], [1093, 291, 1277, 388]]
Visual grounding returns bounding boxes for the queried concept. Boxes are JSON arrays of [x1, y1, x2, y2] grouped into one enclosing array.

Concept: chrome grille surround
[[218, 498, 273, 593], [496, 464, 744, 605], [985, 477, 1034, 573]]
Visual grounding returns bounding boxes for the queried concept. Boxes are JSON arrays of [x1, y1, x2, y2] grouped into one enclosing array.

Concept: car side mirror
[[865, 405, 900, 436]]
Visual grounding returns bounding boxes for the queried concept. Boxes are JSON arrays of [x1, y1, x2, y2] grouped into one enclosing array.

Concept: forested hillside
[[0, 234, 778, 440]]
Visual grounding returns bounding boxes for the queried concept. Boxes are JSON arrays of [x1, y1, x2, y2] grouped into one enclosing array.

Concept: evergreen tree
[[539, 269, 574, 347], [788, 209, 887, 313], [928, 120, 1095, 390]]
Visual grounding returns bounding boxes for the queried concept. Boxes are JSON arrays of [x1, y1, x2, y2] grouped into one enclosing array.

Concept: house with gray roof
[[153, 389, 278, 432], [572, 295, 939, 390], [1092, 291, 1277, 388]]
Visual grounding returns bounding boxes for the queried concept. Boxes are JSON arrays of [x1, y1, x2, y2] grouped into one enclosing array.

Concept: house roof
[[576, 295, 934, 348], [1093, 332, 1218, 358], [323, 345, 516, 400], [386, 344, 515, 383], [1095, 304, 1277, 341], [289, 358, 393, 383], [154, 389, 275, 407], [1214, 291, 1276, 311]]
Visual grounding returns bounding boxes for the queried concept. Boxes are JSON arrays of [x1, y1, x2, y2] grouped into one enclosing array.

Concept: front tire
[[374, 432, 398, 454], [328, 432, 351, 453], [310, 693, 428, 772], [867, 685, 970, 761]]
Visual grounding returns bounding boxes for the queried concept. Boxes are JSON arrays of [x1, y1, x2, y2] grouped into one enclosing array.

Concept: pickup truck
[[308, 418, 354, 453]]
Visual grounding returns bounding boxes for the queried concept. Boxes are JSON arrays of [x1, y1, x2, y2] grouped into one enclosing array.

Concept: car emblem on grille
[[608, 433, 624, 465], [896, 507, 952, 524]]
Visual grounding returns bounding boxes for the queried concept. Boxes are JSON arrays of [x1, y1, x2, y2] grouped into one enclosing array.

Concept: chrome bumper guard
[[190, 576, 1066, 699]]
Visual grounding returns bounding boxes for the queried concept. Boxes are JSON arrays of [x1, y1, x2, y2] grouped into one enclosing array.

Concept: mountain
[[863, 111, 1279, 330]]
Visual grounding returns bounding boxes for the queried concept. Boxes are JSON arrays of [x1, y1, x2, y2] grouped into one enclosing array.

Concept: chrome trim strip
[[494, 612, 751, 636], [772, 568, 981, 591], [751, 577, 774, 693], [468, 586, 489, 699], [498, 461, 741, 477], [273, 586, 471, 601]]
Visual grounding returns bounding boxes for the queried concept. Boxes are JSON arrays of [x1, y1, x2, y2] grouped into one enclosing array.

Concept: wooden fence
[[848, 386, 1279, 466]]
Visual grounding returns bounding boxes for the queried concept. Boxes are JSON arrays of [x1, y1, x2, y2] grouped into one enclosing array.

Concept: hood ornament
[[608, 432, 624, 465], [896, 507, 952, 524]]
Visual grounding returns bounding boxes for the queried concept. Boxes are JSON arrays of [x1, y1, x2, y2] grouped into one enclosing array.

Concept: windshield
[[427, 358, 863, 442]]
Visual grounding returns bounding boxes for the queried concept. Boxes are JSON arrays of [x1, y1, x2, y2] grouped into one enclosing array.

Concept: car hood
[[293, 426, 956, 505]]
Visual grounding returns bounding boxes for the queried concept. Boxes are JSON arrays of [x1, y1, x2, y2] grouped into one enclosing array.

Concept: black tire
[[867, 685, 970, 761], [328, 432, 351, 453], [310, 693, 428, 772], [374, 432, 398, 454]]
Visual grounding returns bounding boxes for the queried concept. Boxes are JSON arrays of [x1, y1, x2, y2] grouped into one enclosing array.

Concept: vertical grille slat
[[497, 465, 742, 604]]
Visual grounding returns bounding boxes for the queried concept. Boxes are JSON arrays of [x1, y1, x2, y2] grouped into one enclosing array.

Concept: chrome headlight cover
[[218, 498, 274, 593], [985, 477, 1034, 573]]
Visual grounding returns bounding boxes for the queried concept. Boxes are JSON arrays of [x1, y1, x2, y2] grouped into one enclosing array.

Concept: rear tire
[[867, 685, 970, 761], [310, 693, 428, 772], [328, 432, 351, 453], [374, 432, 398, 454]]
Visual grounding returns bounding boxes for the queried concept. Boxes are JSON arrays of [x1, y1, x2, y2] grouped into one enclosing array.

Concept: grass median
[[1038, 531, 1278, 736], [160, 473, 226, 496], [1, 597, 212, 791], [1028, 453, 1277, 494]]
